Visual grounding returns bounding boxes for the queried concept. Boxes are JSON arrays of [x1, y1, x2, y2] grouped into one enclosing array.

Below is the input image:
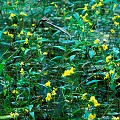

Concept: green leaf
[[73, 13, 80, 21], [86, 80, 101, 85], [0, 63, 4, 75], [29, 104, 33, 111], [54, 46, 66, 51], [70, 55, 76, 61], [72, 108, 80, 114], [51, 56, 63, 61], [89, 49, 95, 58], [30, 112, 35, 120]]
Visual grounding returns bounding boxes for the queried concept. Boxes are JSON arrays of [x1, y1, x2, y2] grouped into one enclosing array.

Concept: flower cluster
[[62, 67, 75, 77], [10, 112, 19, 118]]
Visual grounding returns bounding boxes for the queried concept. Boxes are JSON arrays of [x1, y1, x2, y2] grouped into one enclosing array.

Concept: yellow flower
[[90, 29, 94, 32], [15, 112, 19, 117], [10, 113, 14, 117], [94, 39, 100, 44], [46, 93, 52, 101], [117, 62, 120, 66], [112, 116, 119, 120], [8, 32, 14, 38], [106, 55, 112, 63], [62, 67, 75, 77], [113, 4, 117, 8], [52, 90, 57, 95], [102, 44, 108, 50], [51, 2, 54, 5], [96, 10, 100, 14], [18, 34, 20, 38], [43, 52, 48, 55], [24, 38, 29, 44], [27, 32, 33, 36], [81, 93, 87, 100], [4, 31, 8, 34], [20, 30, 24, 34], [112, 16, 117, 20], [68, 16, 72, 20], [44, 81, 51, 87], [88, 113, 96, 120], [20, 12, 27, 16], [20, 62, 25, 66], [104, 73, 110, 79], [97, 2, 103, 7], [114, 21, 119, 26], [44, 71, 48, 75], [110, 29, 115, 34], [20, 68, 24, 75], [89, 22, 92, 26], [100, 0, 103, 2], [89, 96, 100, 107], [12, 24, 17, 27], [12, 90, 18, 94], [109, 70, 114, 75], [32, 24, 35, 26], [92, 5, 96, 10], [10, 13, 16, 18]]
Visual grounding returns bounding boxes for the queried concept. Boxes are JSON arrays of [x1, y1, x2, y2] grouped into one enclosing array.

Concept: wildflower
[[9, 13, 16, 18], [68, 16, 72, 20], [102, 44, 108, 50], [20, 12, 27, 16], [27, 32, 33, 36], [12, 89, 18, 94], [81, 93, 87, 100], [18, 34, 20, 38], [20, 62, 25, 66], [4, 31, 8, 34], [20, 30, 24, 34], [7, 1, 11, 5], [46, 93, 52, 101], [100, 0, 103, 2], [10, 113, 14, 117], [110, 29, 115, 34], [51, 2, 54, 5], [8, 32, 14, 38], [106, 55, 112, 63], [94, 39, 100, 44], [44, 71, 48, 75], [92, 5, 96, 10], [89, 96, 100, 107], [88, 113, 96, 120], [52, 90, 57, 95], [10, 112, 19, 117], [117, 62, 120, 66], [12, 24, 17, 27], [97, 2, 103, 7], [90, 29, 94, 32], [89, 22, 92, 26], [114, 21, 119, 26], [109, 70, 114, 75], [83, 3, 89, 11], [82, 28, 85, 32], [32, 24, 35, 26], [104, 73, 109, 79], [20, 68, 24, 75], [96, 10, 100, 14], [44, 81, 51, 87], [55, 4, 58, 8], [43, 52, 48, 55], [113, 4, 117, 8], [112, 116, 119, 120], [24, 38, 29, 44], [62, 67, 75, 77], [112, 16, 117, 20]]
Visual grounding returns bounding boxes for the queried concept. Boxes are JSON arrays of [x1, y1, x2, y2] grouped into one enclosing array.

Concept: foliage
[[0, 0, 120, 120]]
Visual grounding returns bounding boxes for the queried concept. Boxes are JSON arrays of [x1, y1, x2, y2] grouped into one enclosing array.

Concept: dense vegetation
[[0, 0, 120, 119]]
